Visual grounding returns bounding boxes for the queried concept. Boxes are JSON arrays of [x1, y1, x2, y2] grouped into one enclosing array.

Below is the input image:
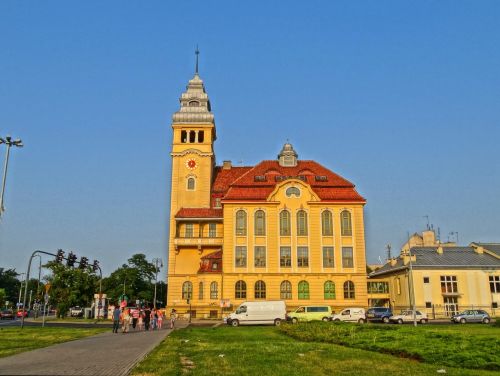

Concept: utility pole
[[0, 136, 23, 218], [407, 232, 417, 327], [152, 258, 163, 309]]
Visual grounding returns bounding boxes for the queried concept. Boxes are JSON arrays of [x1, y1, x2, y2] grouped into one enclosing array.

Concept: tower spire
[[195, 45, 200, 75]]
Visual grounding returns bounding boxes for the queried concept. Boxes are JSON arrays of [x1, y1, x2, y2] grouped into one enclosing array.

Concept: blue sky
[[1, 1, 499, 277]]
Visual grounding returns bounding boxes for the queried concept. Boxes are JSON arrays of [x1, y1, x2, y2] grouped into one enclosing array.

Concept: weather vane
[[195, 45, 200, 74]]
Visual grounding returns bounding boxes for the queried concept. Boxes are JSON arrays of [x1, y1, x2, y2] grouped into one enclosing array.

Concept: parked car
[[389, 310, 428, 324], [451, 310, 490, 324], [16, 309, 28, 318], [225, 301, 286, 327], [287, 306, 332, 323], [69, 306, 84, 317], [366, 307, 393, 323], [0, 310, 15, 320], [330, 308, 366, 323]]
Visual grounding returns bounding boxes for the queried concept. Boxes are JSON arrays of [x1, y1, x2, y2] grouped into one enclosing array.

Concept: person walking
[[137, 309, 144, 330], [144, 307, 151, 331], [121, 308, 131, 333], [131, 307, 140, 330], [170, 308, 177, 329], [151, 309, 158, 330], [157, 309, 163, 329], [112, 305, 121, 333]]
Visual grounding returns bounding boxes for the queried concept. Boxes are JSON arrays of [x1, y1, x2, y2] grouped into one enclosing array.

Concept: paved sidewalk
[[0, 322, 189, 376]]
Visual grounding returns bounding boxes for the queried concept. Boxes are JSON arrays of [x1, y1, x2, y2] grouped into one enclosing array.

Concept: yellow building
[[167, 69, 368, 318], [369, 233, 500, 318]]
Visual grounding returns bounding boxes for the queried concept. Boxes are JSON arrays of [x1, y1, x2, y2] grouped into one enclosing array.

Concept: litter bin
[[84, 308, 93, 319]]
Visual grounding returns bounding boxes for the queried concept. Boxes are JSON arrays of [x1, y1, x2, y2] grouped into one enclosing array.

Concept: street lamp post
[[407, 232, 417, 327], [17, 272, 25, 308], [152, 258, 163, 309], [0, 136, 23, 218]]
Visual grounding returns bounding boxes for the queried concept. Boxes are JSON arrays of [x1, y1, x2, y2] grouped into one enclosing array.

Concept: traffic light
[[55, 249, 65, 263], [92, 260, 100, 272], [79, 257, 88, 269], [66, 252, 77, 267]]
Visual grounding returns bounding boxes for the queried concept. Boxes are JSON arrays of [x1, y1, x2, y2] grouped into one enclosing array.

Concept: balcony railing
[[174, 236, 224, 247]]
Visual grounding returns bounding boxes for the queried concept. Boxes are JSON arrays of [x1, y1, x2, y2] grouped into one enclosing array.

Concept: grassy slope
[[0, 327, 108, 358], [279, 322, 500, 371], [132, 326, 498, 376]]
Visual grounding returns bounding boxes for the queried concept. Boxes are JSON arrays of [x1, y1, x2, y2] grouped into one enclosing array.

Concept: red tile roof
[[175, 208, 223, 218], [212, 166, 252, 194], [201, 250, 222, 259]]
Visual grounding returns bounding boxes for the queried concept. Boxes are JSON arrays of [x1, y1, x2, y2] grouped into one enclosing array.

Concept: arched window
[[235, 280, 246, 299], [297, 210, 308, 236], [210, 281, 218, 299], [187, 177, 195, 190], [181, 130, 187, 143], [189, 130, 196, 143], [255, 280, 266, 299], [235, 210, 247, 236], [344, 281, 355, 299], [285, 186, 300, 197], [254, 210, 266, 236], [182, 281, 193, 300], [298, 280, 310, 299], [321, 210, 333, 236], [188, 100, 200, 107], [280, 210, 291, 236], [198, 282, 204, 300], [324, 281, 336, 299], [198, 131, 204, 143], [280, 280, 292, 299], [341, 210, 352, 236]]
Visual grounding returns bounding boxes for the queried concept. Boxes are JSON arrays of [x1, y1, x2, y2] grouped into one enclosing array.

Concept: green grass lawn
[[132, 325, 499, 376], [279, 322, 500, 371], [0, 327, 108, 358]]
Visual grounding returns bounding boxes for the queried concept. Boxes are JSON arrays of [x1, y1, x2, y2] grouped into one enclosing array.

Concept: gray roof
[[369, 246, 500, 278], [473, 243, 500, 258]]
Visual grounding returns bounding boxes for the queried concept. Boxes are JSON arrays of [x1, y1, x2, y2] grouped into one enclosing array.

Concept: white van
[[330, 308, 366, 323], [226, 301, 286, 327]]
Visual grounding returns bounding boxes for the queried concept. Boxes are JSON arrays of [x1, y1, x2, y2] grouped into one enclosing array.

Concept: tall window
[[182, 281, 193, 300], [440, 276, 458, 293], [198, 131, 204, 143], [297, 210, 308, 236], [235, 280, 246, 299], [444, 297, 459, 316], [342, 247, 354, 268], [321, 210, 333, 236], [298, 281, 310, 299], [280, 281, 292, 299], [341, 210, 352, 236], [254, 246, 266, 267], [254, 210, 266, 236], [210, 281, 218, 299], [297, 247, 309, 267], [198, 282, 204, 300], [255, 280, 266, 299], [181, 130, 187, 143], [490, 276, 500, 293], [367, 282, 389, 294], [185, 223, 194, 238], [208, 223, 216, 238], [323, 247, 334, 268], [324, 281, 336, 299], [235, 210, 247, 236], [187, 177, 195, 190], [280, 210, 291, 236], [235, 246, 247, 267], [189, 130, 196, 143], [280, 246, 291, 267], [344, 281, 355, 299]]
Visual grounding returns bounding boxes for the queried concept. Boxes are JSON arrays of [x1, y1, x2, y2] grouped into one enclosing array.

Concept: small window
[[235, 280, 246, 299], [493, 302, 498, 309], [297, 247, 309, 267], [255, 280, 266, 299], [208, 223, 216, 238], [423, 277, 430, 284], [254, 210, 266, 236], [210, 281, 218, 299], [181, 130, 187, 143], [235, 246, 247, 267], [425, 302, 432, 308], [342, 247, 353, 268], [340, 210, 352, 236], [321, 210, 333, 236], [323, 247, 334, 268], [343, 281, 355, 299], [185, 223, 194, 238], [280, 246, 291, 267], [198, 131, 204, 143], [279, 210, 291, 236], [189, 130, 196, 143], [214, 197, 222, 208], [298, 281, 310, 299], [297, 210, 308, 236], [188, 100, 200, 107], [254, 246, 266, 267], [489, 276, 500, 293], [286, 187, 300, 197], [187, 177, 195, 190], [280, 280, 292, 299]]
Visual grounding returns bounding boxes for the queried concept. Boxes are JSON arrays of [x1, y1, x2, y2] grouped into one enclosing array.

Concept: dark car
[[0, 310, 15, 320], [366, 307, 393, 323]]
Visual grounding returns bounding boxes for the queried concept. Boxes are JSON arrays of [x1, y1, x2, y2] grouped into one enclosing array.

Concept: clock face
[[186, 158, 197, 170]]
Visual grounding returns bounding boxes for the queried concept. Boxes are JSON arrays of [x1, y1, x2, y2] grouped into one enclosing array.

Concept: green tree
[[0, 288, 6, 308], [0, 268, 21, 306]]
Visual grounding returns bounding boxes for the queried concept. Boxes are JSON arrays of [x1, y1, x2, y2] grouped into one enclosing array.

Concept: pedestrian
[[144, 307, 151, 331], [151, 309, 158, 330], [137, 309, 144, 330], [112, 305, 121, 333], [121, 308, 131, 333], [157, 309, 163, 329], [132, 307, 139, 330], [170, 308, 177, 329]]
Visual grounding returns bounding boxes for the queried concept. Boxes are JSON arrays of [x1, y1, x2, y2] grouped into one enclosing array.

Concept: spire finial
[[195, 45, 200, 74]]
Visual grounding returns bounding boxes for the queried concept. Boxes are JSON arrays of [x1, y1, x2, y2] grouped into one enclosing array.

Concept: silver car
[[451, 310, 491, 324]]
